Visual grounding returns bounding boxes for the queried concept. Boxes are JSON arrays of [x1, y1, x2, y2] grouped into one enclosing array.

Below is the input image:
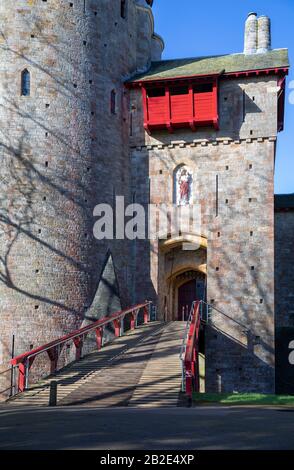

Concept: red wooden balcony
[[142, 79, 219, 133]]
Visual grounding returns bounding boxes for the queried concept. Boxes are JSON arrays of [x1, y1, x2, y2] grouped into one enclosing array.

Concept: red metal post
[[130, 312, 136, 330], [73, 336, 83, 361], [143, 305, 149, 324], [18, 362, 26, 393], [130, 309, 140, 329], [11, 301, 152, 394], [183, 301, 201, 398], [95, 327, 103, 350], [47, 347, 59, 375], [113, 319, 121, 337], [18, 357, 35, 392], [185, 367, 193, 398]]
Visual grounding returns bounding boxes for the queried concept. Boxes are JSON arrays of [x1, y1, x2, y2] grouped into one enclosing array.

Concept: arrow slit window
[[21, 69, 30, 97]]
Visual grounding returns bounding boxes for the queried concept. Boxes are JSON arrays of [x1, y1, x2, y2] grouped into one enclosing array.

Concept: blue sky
[[152, 0, 293, 194]]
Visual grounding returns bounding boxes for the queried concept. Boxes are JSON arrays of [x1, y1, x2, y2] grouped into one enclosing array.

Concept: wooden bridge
[[7, 302, 201, 408]]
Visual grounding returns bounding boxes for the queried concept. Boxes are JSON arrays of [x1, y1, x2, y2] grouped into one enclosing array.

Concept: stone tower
[[0, 0, 163, 395], [128, 13, 289, 393]]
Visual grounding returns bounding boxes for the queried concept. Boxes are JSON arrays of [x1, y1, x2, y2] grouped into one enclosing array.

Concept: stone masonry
[[0, 3, 292, 398], [0, 0, 163, 396], [275, 196, 294, 393], [130, 73, 281, 393]]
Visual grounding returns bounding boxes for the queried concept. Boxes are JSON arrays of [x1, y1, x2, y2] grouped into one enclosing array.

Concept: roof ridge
[[153, 48, 288, 64], [129, 48, 289, 83]]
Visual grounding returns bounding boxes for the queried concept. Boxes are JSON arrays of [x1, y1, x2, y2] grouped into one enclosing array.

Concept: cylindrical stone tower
[[257, 16, 271, 53], [244, 12, 258, 55], [0, 0, 161, 396]]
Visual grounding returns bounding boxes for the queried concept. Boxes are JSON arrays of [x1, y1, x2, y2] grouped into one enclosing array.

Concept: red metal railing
[[11, 302, 152, 393], [181, 301, 201, 398]]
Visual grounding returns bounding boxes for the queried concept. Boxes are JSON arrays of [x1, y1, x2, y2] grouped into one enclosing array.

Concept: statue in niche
[[176, 166, 193, 206]]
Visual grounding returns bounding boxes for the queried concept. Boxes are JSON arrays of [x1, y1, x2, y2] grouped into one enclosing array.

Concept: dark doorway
[[275, 327, 294, 395], [177, 273, 206, 321], [178, 279, 196, 321]]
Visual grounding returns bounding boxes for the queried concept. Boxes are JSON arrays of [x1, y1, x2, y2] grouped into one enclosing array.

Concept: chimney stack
[[257, 16, 271, 53], [244, 12, 258, 55], [244, 13, 272, 55]]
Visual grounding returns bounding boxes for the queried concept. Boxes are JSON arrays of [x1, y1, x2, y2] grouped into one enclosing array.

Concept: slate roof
[[130, 49, 289, 83]]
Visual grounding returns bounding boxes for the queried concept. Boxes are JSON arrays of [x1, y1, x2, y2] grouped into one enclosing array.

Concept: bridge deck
[[8, 321, 187, 408]]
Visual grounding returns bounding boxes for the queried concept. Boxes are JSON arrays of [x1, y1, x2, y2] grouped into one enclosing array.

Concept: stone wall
[[275, 202, 294, 393], [0, 0, 160, 396], [130, 74, 279, 393], [275, 207, 294, 329]]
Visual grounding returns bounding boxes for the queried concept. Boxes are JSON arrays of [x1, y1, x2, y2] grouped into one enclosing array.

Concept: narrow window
[[121, 0, 127, 19], [21, 69, 30, 96], [110, 89, 116, 115]]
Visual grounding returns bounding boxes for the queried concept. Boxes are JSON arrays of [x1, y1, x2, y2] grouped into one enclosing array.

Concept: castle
[[0, 1, 292, 397]]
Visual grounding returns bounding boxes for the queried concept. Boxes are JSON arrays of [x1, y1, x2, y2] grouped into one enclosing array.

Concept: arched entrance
[[157, 237, 207, 392], [158, 234, 207, 321], [177, 271, 206, 321]]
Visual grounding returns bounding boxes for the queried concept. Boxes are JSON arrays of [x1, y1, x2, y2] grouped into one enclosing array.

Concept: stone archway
[[175, 271, 206, 321], [158, 235, 207, 321]]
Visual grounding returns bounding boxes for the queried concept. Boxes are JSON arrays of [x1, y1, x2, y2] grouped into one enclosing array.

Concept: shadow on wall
[[0, 16, 99, 315], [0, 129, 88, 312], [132, 120, 275, 392], [0, 11, 132, 393], [130, 147, 158, 307], [205, 323, 274, 393], [82, 252, 122, 350], [205, 187, 274, 391]]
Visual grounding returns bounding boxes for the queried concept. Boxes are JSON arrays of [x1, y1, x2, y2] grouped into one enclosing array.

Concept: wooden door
[[177, 275, 206, 321], [178, 279, 197, 321]]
